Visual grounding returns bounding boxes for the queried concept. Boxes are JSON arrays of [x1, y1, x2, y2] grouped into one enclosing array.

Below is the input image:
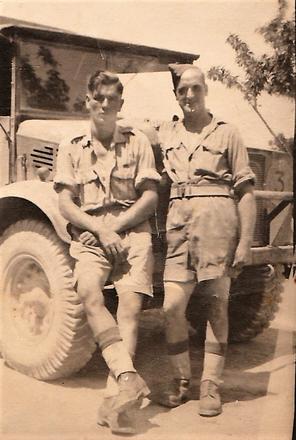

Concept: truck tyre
[[228, 265, 283, 342], [186, 265, 283, 344], [0, 219, 96, 380]]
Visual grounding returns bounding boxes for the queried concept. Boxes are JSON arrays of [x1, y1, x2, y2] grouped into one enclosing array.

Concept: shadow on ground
[[49, 308, 294, 414]]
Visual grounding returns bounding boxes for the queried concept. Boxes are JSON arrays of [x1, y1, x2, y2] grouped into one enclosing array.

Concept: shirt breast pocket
[[192, 144, 227, 174], [112, 159, 137, 180], [163, 144, 180, 160], [111, 159, 137, 200], [163, 144, 186, 173]]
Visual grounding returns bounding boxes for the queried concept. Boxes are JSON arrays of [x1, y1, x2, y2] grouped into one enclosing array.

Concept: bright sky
[[1, 0, 295, 146]]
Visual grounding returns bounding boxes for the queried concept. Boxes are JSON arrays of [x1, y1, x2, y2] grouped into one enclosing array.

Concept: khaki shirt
[[158, 116, 255, 191], [54, 123, 160, 212]]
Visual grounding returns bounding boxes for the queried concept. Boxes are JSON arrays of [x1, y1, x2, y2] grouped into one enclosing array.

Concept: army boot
[[114, 372, 150, 413], [97, 396, 135, 435], [199, 380, 222, 416], [154, 378, 191, 408]]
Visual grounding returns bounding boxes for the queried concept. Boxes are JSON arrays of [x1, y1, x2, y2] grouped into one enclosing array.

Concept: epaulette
[[119, 126, 135, 135], [70, 135, 86, 144]]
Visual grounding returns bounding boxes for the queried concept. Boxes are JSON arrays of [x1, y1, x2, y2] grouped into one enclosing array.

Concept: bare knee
[[163, 299, 186, 323], [117, 294, 142, 324], [206, 293, 229, 325], [163, 281, 194, 322], [200, 277, 230, 305], [77, 275, 104, 316]]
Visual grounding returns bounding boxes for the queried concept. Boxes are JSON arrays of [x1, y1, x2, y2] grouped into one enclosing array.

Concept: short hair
[[87, 70, 123, 95], [168, 64, 205, 92]]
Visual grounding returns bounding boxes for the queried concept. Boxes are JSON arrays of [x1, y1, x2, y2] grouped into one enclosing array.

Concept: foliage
[[207, 0, 295, 153], [20, 45, 70, 111]]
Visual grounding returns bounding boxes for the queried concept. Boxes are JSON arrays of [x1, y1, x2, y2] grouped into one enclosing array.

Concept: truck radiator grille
[[249, 153, 265, 246], [31, 146, 54, 171]]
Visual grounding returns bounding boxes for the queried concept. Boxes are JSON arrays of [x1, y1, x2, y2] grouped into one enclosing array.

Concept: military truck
[[0, 20, 294, 381]]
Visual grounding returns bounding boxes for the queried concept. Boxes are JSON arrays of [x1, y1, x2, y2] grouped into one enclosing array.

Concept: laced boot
[[97, 396, 135, 435], [114, 372, 150, 413], [154, 378, 191, 408], [199, 380, 222, 416]]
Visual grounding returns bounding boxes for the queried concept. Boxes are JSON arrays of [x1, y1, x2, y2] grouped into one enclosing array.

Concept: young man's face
[[86, 83, 123, 126], [175, 68, 208, 117]]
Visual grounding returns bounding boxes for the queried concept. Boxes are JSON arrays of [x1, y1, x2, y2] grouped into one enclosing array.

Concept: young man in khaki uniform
[[155, 64, 256, 416], [54, 71, 160, 434]]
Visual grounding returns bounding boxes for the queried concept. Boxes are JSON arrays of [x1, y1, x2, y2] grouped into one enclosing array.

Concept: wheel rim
[[4, 254, 54, 344]]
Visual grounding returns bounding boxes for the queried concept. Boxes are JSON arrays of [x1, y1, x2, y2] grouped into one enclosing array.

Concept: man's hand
[[95, 226, 126, 263], [79, 231, 99, 246], [58, 188, 127, 262], [232, 241, 251, 271]]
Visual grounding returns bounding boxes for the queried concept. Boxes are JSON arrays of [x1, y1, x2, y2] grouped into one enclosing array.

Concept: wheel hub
[[7, 258, 53, 339]]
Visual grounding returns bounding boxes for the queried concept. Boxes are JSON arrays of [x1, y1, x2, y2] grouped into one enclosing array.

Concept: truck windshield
[[19, 40, 165, 115]]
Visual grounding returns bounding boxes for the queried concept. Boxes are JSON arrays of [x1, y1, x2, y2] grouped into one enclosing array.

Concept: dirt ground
[[0, 277, 295, 440]]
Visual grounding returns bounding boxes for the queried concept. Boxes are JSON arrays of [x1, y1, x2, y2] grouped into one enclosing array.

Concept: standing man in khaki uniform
[[54, 71, 160, 434], [155, 64, 256, 416]]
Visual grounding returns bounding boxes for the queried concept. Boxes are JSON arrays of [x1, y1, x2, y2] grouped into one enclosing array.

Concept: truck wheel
[[186, 265, 284, 344], [0, 219, 96, 380], [228, 265, 284, 342]]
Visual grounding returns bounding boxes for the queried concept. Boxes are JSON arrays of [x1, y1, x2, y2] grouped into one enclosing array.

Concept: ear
[[118, 98, 124, 111], [85, 94, 91, 110]]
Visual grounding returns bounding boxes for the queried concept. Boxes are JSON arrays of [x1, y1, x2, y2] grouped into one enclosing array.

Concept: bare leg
[[77, 272, 115, 336], [163, 281, 195, 345], [117, 290, 143, 356]]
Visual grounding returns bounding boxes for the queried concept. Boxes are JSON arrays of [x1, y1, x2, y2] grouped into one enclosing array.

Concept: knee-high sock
[[104, 351, 136, 398], [201, 341, 227, 385]]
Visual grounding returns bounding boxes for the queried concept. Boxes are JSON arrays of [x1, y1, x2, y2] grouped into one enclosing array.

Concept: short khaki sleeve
[[134, 131, 161, 189], [227, 126, 256, 190], [53, 139, 78, 193]]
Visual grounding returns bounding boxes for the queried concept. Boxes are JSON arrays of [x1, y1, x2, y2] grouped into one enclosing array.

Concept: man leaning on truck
[[54, 70, 160, 435]]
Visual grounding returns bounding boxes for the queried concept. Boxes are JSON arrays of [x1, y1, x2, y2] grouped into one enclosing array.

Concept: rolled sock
[[167, 340, 191, 379]]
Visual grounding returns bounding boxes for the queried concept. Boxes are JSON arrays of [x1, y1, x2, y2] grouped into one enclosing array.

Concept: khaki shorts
[[164, 197, 239, 283], [69, 209, 154, 297]]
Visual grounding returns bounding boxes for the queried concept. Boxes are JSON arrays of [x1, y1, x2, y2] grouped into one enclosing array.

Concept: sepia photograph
[[0, 0, 295, 439]]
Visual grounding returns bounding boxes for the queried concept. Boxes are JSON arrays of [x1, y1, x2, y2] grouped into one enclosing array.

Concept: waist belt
[[170, 184, 232, 200]]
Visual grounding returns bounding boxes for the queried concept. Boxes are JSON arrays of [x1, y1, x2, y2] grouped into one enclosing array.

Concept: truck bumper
[[251, 245, 295, 265]]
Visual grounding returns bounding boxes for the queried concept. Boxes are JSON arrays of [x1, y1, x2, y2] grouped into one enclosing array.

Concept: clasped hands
[[79, 218, 127, 263]]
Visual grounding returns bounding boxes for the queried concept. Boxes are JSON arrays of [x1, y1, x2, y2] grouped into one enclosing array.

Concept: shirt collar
[[175, 113, 226, 135], [81, 123, 134, 149], [112, 123, 134, 145]]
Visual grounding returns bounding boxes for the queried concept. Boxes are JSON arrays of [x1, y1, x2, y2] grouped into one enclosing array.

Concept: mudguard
[[0, 180, 69, 243]]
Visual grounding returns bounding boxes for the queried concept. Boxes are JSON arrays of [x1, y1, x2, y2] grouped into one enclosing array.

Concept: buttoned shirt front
[[158, 116, 255, 192], [54, 123, 160, 212]]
